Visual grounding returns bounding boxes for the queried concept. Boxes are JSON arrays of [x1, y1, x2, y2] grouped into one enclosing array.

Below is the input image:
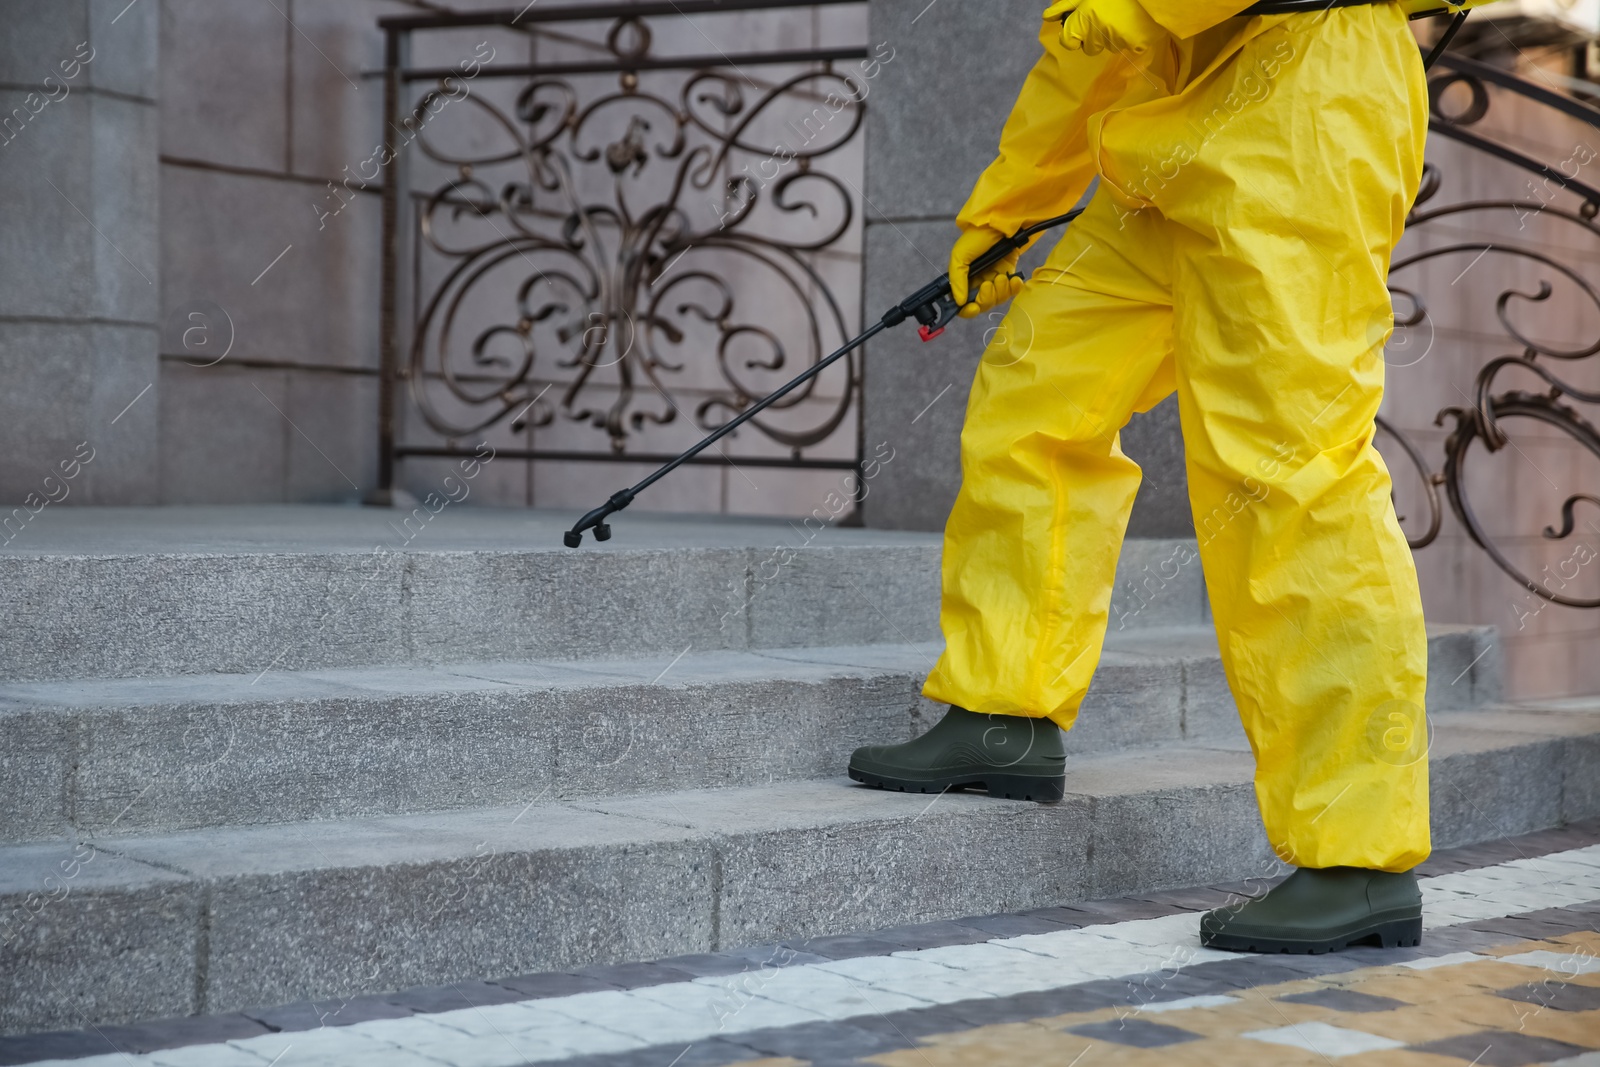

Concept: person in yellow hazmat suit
[[848, 0, 1490, 953]]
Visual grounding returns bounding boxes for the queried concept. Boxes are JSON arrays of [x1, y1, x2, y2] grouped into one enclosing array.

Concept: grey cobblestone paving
[[0, 818, 1595, 1066]]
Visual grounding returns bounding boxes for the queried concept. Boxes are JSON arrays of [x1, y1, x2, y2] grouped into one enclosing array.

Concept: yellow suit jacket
[[956, 0, 1498, 235]]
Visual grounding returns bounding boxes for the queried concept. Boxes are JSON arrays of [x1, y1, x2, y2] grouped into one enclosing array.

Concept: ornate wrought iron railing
[[371, 0, 870, 503], [1379, 47, 1600, 607], [370, 6, 1600, 600]]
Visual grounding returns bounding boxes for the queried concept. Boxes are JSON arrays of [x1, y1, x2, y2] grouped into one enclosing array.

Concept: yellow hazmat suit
[[924, 1, 1442, 872]]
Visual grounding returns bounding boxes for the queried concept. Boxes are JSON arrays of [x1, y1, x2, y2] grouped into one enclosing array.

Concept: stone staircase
[[1, 505, 1596, 1036]]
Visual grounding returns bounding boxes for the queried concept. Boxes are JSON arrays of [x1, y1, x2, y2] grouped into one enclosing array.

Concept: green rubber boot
[[1200, 866, 1423, 953], [847, 706, 1067, 803]]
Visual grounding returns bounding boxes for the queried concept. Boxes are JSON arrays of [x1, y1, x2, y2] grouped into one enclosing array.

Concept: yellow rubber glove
[[950, 225, 1026, 319], [1044, 0, 1163, 56]]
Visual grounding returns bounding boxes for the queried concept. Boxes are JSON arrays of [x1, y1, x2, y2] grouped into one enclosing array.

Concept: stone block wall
[[156, 0, 402, 504], [0, 0, 161, 506]]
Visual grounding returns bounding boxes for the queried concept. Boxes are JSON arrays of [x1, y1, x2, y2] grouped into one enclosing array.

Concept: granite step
[[0, 507, 1205, 682], [4, 699, 1594, 1035], [0, 627, 1497, 842]]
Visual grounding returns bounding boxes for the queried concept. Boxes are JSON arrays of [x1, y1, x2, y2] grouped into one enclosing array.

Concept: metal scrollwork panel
[[401, 13, 865, 461], [1374, 50, 1600, 605]]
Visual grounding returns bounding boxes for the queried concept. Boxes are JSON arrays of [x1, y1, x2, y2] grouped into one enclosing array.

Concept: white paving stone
[[1136, 994, 1241, 1013], [279, 1039, 445, 1066], [1243, 1021, 1406, 1057], [219, 1026, 443, 1067], [359, 1003, 619, 1062], [911, 941, 1056, 969], [225, 1028, 446, 1066], [535, 989, 711, 1044], [1003, 931, 1158, 967], [1494, 949, 1600, 975], [867, 976, 1000, 1005], [345, 1015, 465, 1045], [937, 957, 1100, 998], [226, 1031, 333, 1062], [1002, 915, 1235, 972], [373, 1028, 600, 1066], [425, 1002, 585, 1038], [811, 953, 982, 990], [1398, 951, 1490, 970], [1421, 844, 1600, 929], [634, 976, 829, 1032], [1083, 912, 1211, 948], [737, 966, 937, 1018], [147, 1045, 271, 1067]]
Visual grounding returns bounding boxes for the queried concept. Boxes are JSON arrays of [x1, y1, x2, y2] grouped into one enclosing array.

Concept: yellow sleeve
[[955, 16, 1138, 235], [1136, 0, 1258, 40], [1144, 0, 1503, 40]]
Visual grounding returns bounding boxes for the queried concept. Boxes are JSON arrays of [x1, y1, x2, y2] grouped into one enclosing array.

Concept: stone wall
[[155, 0, 395, 504], [0, 0, 161, 506]]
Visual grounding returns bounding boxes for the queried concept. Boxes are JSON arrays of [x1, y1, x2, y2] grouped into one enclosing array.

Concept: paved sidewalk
[[4, 821, 1598, 1067]]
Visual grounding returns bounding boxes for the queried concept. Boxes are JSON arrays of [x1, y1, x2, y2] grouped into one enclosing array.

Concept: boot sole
[[847, 766, 1066, 804], [1199, 915, 1422, 954]]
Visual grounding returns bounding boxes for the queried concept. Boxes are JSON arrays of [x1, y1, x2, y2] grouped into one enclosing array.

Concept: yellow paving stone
[[1485, 960, 1585, 991], [866, 1042, 990, 1067], [1322, 1006, 1485, 1044], [1344, 970, 1466, 1005], [1243, 980, 1362, 1004], [1179, 1036, 1330, 1066], [1047, 1049, 1163, 1067], [1482, 932, 1600, 958], [1552, 930, 1600, 955], [912, 1020, 1092, 1055], [1081, 1045, 1207, 1067], [1146, 994, 1328, 1039], [1070, 1039, 1319, 1067], [1344, 959, 1570, 1004], [1424, 960, 1567, 991], [1519, 1006, 1600, 1049], [1243, 977, 1330, 998], [1423, 990, 1551, 1030], [1032, 1006, 1127, 1029], [1334, 1049, 1469, 1066], [869, 1045, 993, 1067], [1479, 940, 1546, 957]]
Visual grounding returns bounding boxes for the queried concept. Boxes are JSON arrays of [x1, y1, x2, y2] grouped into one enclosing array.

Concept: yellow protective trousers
[[923, 5, 1432, 872]]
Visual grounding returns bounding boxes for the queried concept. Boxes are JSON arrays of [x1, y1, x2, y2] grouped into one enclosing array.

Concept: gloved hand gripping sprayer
[[563, 0, 1471, 548]]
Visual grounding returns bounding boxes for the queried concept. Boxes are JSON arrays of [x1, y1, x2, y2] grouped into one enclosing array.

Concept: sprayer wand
[[561, 209, 1085, 547]]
